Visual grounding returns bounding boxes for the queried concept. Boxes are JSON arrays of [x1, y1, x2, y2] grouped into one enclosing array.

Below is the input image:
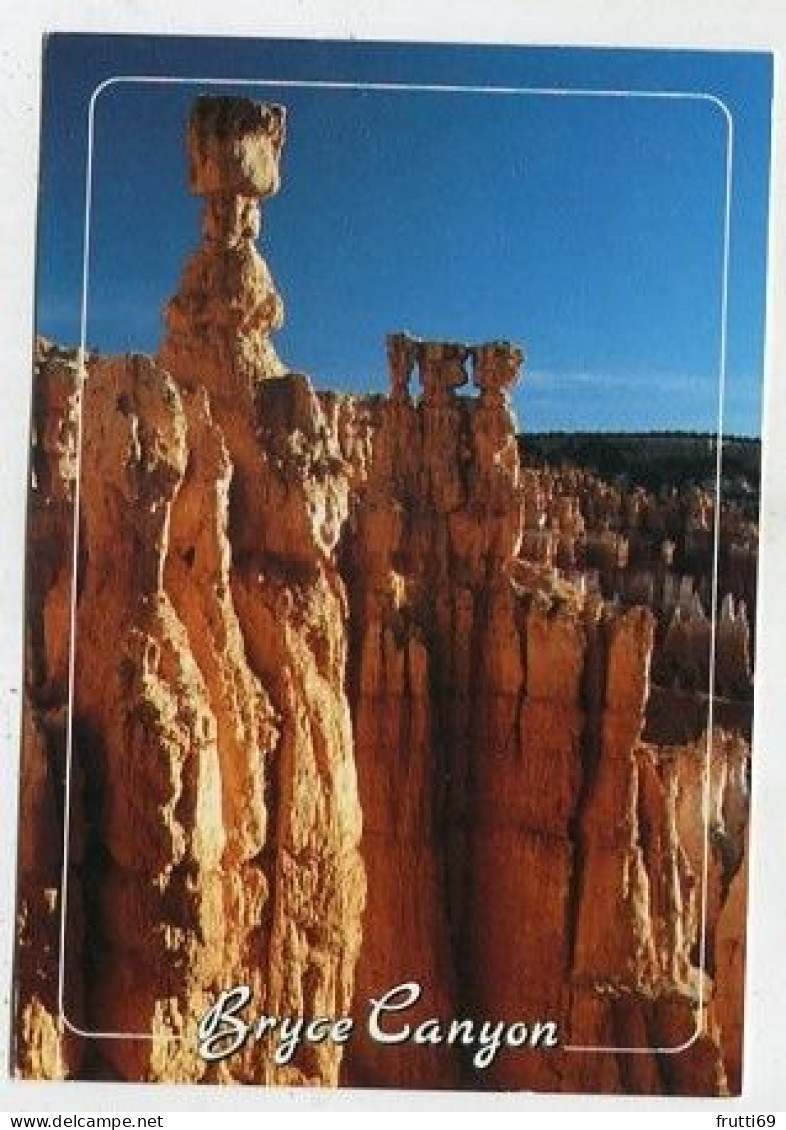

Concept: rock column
[[161, 96, 287, 395]]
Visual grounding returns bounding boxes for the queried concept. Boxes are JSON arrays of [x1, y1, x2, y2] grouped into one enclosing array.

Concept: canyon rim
[[13, 38, 771, 1096]]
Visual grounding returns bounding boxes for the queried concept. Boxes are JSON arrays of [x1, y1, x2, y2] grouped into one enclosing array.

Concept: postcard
[[11, 33, 772, 1095]]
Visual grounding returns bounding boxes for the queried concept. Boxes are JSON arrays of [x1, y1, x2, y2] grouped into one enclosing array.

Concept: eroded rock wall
[[14, 341, 84, 1081], [15, 345, 752, 1093], [16, 339, 365, 1086], [337, 345, 750, 1093]]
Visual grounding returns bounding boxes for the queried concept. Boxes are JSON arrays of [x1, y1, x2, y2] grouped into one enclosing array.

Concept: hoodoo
[[161, 96, 288, 393]]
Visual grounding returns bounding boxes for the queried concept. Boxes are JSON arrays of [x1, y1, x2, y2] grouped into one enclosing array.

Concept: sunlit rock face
[[15, 97, 750, 1095], [161, 96, 288, 398]]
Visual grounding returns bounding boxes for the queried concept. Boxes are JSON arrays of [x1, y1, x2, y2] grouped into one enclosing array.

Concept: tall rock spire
[[160, 96, 287, 393]]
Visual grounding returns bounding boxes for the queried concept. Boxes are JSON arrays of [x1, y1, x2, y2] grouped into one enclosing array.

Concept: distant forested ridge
[[520, 431, 760, 500]]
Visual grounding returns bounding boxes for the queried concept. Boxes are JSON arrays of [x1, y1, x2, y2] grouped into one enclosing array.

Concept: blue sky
[[36, 36, 772, 434]]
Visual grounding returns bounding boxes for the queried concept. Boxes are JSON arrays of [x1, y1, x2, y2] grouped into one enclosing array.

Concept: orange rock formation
[[15, 97, 751, 1094]]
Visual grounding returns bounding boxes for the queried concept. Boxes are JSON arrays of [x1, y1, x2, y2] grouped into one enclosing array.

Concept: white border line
[[57, 73, 733, 1058]]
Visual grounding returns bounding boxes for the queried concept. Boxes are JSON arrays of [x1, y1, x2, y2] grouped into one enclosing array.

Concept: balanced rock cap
[[187, 96, 287, 198]]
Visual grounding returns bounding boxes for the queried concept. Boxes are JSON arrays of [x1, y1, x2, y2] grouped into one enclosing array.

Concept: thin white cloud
[[525, 369, 716, 394]]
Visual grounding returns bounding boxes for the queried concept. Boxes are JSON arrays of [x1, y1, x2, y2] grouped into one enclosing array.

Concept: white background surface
[[0, 0, 784, 1113]]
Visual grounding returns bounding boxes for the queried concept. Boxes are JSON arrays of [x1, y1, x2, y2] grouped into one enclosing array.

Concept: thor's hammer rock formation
[[17, 98, 365, 1086], [161, 96, 287, 393]]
